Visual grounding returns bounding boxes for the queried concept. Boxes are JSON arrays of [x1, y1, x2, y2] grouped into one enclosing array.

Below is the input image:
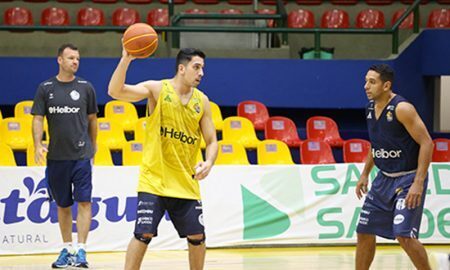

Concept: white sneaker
[[430, 253, 450, 270]]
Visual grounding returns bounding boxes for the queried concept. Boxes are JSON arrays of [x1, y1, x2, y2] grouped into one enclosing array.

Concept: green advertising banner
[[201, 163, 450, 246]]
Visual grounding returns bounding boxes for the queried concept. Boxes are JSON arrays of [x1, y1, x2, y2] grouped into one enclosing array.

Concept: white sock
[[77, 243, 86, 252], [63, 242, 74, 254]]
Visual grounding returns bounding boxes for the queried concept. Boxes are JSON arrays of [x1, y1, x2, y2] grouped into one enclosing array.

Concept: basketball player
[[108, 47, 218, 270], [355, 64, 434, 270], [32, 43, 98, 268]]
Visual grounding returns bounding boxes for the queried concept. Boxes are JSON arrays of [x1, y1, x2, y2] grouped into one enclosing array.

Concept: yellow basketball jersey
[[138, 80, 204, 200]]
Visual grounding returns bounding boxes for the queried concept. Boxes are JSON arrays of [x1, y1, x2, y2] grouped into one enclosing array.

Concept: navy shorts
[[45, 159, 93, 208], [134, 192, 204, 238], [357, 171, 428, 240]]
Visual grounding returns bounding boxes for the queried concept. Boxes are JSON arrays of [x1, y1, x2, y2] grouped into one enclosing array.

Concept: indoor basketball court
[[0, 245, 449, 269]]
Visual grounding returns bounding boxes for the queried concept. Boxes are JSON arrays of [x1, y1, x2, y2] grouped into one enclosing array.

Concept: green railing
[[0, 0, 421, 58]]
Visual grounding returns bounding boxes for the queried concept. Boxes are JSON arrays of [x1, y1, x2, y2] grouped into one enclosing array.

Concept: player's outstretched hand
[[193, 160, 213, 181], [355, 175, 369, 200], [405, 181, 423, 209]]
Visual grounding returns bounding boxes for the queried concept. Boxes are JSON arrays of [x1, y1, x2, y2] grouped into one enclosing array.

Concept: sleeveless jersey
[[366, 95, 419, 173], [138, 80, 204, 200]]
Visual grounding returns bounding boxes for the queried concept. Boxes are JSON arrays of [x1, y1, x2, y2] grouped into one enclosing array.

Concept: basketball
[[123, 23, 158, 58]]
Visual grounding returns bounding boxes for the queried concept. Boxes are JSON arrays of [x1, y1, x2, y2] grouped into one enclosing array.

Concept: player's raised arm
[[108, 46, 160, 103]]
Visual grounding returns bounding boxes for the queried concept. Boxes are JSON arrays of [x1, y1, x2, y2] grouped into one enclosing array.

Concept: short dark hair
[[58, 43, 78, 57], [368, 64, 394, 84], [175, 48, 206, 73]]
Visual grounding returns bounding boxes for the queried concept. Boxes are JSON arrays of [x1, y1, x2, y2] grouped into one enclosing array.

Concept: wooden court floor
[[0, 245, 449, 269]]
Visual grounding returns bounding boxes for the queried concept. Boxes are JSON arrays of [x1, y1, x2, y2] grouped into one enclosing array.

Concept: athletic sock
[[77, 243, 86, 252], [63, 242, 74, 254]]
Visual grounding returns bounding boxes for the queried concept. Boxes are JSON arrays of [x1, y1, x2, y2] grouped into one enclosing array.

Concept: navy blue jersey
[[366, 95, 419, 173]]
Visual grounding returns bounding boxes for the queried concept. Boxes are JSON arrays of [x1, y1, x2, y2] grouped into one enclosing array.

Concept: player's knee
[[357, 233, 375, 242], [396, 236, 415, 247], [187, 234, 205, 246], [134, 233, 153, 245]]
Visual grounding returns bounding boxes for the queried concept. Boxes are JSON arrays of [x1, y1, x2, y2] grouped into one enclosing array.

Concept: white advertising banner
[[0, 163, 449, 255]]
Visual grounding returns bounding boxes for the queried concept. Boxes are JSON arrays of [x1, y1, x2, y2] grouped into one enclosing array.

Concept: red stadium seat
[[25, 0, 48, 2], [92, 0, 117, 2], [41, 7, 70, 26], [193, 0, 219, 4], [364, 0, 393, 5], [220, 8, 243, 25], [306, 116, 344, 147], [112, 8, 140, 26], [288, 9, 315, 28], [401, 0, 429, 4], [220, 8, 243, 14], [77, 7, 105, 26], [227, 0, 252, 4], [147, 8, 169, 27], [300, 139, 335, 164], [184, 8, 208, 14], [126, 0, 151, 3], [261, 0, 287, 5], [437, 0, 450, 3], [432, 138, 450, 162], [356, 9, 385, 29], [391, 8, 417, 29], [321, 9, 349, 28], [343, 139, 371, 163], [4, 7, 33, 26], [237, 100, 269, 131], [427, 9, 450, 28], [296, 0, 322, 4], [57, 0, 83, 2], [183, 8, 208, 24], [159, 0, 186, 4], [256, 9, 275, 28], [331, 0, 358, 5], [265, 116, 302, 147]]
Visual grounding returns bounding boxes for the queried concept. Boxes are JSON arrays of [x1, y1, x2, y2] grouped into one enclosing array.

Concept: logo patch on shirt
[[70, 90, 80, 101], [164, 95, 172, 102], [367, 112, 372, 119], [193, 103, 201, 114], [386, 111, 393, 122], [49, 93, 54, 99]]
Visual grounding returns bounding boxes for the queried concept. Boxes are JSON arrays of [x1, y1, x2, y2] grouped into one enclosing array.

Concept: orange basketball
[[123, 23, 158, 58]]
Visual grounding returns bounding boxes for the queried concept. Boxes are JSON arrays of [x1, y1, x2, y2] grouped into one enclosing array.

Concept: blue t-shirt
[[366, 95, 419, 173]]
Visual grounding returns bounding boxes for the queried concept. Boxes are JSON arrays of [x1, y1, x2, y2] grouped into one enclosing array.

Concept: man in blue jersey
[[32, 44, 98, 268], [355, 64, 434, 270]]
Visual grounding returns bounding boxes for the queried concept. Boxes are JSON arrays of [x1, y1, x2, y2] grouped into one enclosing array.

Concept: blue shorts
[[45, 159, 93, 208], [134, 192, 204, 238], [356, 171, 428, 240]]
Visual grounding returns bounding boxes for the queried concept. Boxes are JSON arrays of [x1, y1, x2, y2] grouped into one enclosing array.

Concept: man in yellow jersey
[[108, 47, 218, 270]]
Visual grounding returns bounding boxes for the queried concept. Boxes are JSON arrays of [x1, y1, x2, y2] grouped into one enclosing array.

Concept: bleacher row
[[0, 99, 449, 166], [3, 4, 450, 28], [2, 0, 450, 5]]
